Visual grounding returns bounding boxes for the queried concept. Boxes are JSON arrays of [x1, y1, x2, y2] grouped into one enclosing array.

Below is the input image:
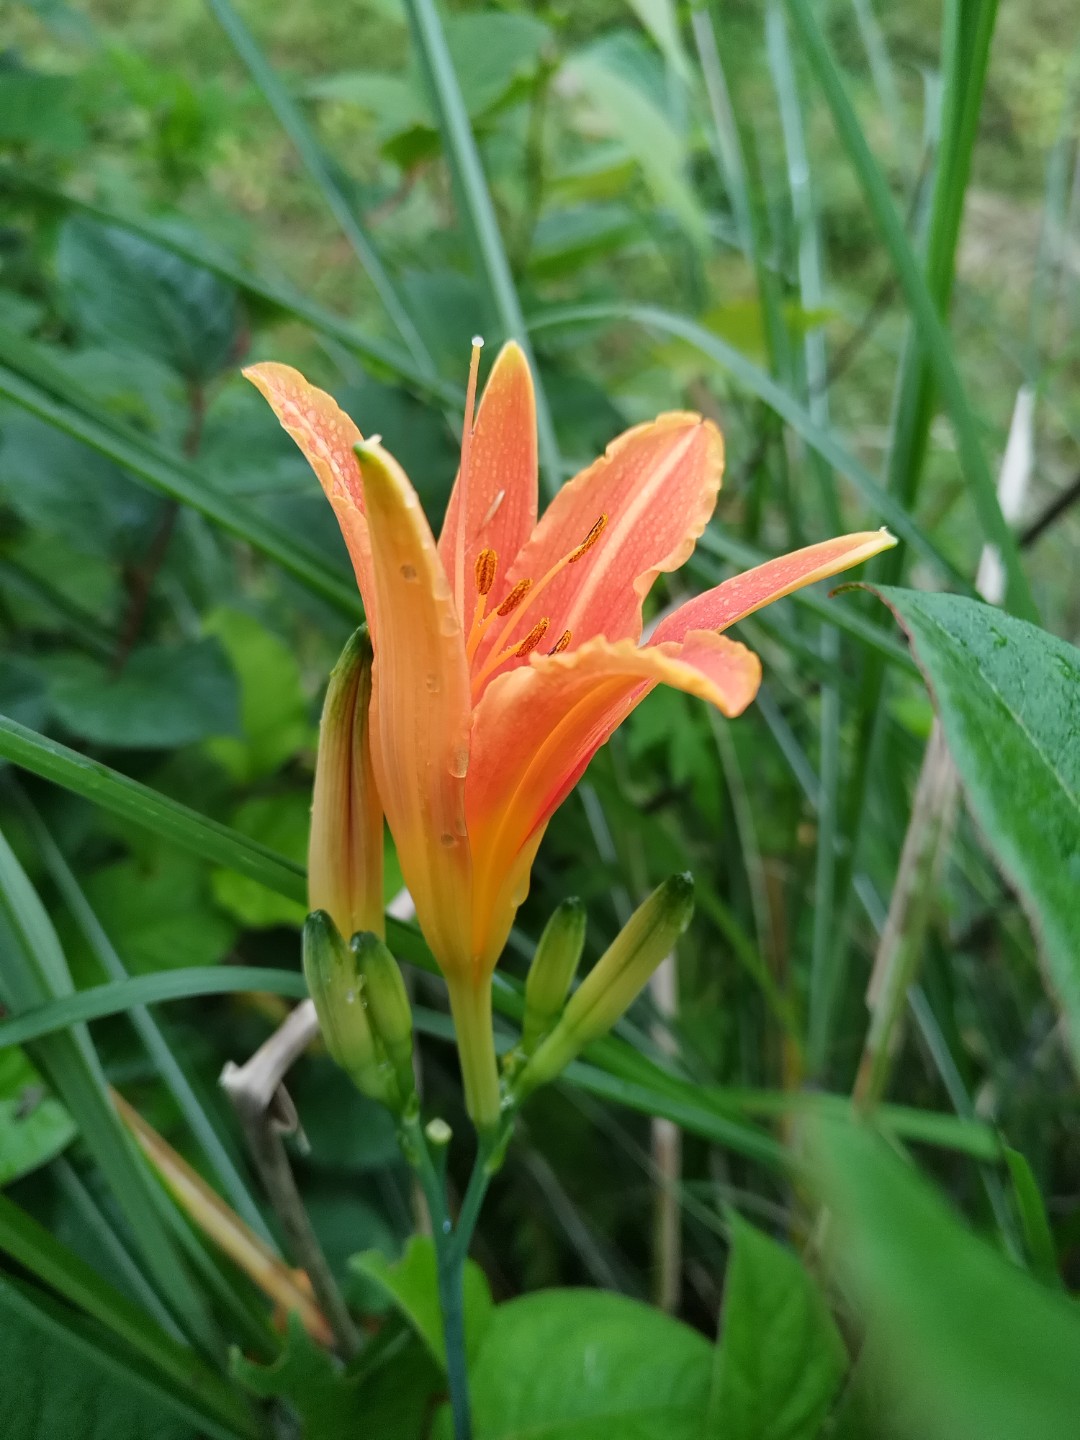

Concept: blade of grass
[[402, 0, 563, 500], [202, 0, 436, 377], [0, 354, 360, 618], [0, 1274, 247, 1440], [0, 1195, 255, 1436], [781, 0, 1035, 619], [529, 301, 973, 588], [0, 714, 307, 902], [0, 825, 219, 1350], [14, 788, 274, 1247]]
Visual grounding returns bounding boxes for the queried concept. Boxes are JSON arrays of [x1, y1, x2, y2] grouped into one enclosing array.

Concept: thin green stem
[[398, 1114, 509, 1440]]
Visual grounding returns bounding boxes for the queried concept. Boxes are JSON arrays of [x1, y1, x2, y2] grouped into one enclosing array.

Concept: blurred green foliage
[[0, 0, 1079, 1436]]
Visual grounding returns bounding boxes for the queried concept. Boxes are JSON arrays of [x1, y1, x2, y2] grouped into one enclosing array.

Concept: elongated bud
[[512, 875, 694, 1101], [351, 931, 415, 1106], [521, 898, 586, 1055], [303, 911, 391, 1104], [309, 626, 384, 941]]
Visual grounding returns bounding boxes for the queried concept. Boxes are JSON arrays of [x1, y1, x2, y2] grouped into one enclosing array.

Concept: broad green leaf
[[203, 610, 311, 782], [0, 415, 163, 561], [813, 1118, 1080, 1440], [350, 1235, 492, 1369], [458, 1288, 712, 1440], [232, 1313, 357, 1439], [76, 850, 236, 974], [706, 1213, 847, 1440], [0, 1048, 75, 1185], [872, 588, 1080, 1066], [46, 640, 240, 749], [57, 217, 241, 382], [0, 658, 48, 735], [211, 792, 309, 929], [528, 205, 640, 280]]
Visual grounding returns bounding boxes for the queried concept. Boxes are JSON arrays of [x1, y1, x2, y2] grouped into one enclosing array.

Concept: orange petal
[[466, 631, 759, 972], [473, 413, 723, 679], [651, 531, 897, 645], [438, 341, 538, 619], [354, 439, 474, 978], [244, 362, 375, 619]]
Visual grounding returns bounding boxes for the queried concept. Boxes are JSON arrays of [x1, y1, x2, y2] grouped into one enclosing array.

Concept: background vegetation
[[0, 0, 1078, 1436]]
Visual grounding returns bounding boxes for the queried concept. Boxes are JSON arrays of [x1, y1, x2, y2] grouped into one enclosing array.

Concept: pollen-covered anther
[[567, 514, 607, 564], [515, 618, 550, 657], [496, 578, 532, 616], [474, 547, 497, 596], [548, 629, 572, 656]]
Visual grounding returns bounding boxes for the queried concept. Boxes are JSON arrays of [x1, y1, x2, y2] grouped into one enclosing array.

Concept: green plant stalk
[[402, 0, 562, 500], [398, 1116, 503, 1440], [829, 0, 1003, 1053], [782, 0, 1034, 619], [202, 0, 435, 376]]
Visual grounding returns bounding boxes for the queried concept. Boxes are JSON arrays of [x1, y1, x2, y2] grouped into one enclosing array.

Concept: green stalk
[[401, 0, 563, 500], [399, 1118, 503, 1440], [782, 0, 1035, 620]]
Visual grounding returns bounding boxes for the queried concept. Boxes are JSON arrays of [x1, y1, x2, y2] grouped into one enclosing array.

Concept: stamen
[[548, 629, 572, 655], [568, 513, 607, 563], [496, 578, 532, 616], [514, 619, 550, 657], [455, 336, 485, 613], [474, 547, 497, 596]]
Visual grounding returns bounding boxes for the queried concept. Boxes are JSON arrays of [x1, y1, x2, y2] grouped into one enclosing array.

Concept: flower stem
[[446, 975, 502, 1133], [399, 1116, 507, 1440]]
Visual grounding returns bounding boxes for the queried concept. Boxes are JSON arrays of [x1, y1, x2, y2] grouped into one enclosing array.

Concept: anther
[[474, 548, 497, 596], [515, 619, 550, 657], [548, 629, 572, 655], [567, 514, 607, 564], [496, 578, 532, 616]]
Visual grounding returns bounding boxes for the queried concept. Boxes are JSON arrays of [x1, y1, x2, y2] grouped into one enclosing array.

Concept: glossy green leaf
[[458, 1288, 712, 1439], [203, 609, 311, 782], [873, 588, 1080, 1067], [0, 1048, 75, 1185], [706, 1213, 847, 1440], [813, 1118, 1080, 1440], [57, 217, 241, 382], [76, 849, 236, 974], [232, 1313, 357, 1439], [47, 640, 240, 750], [350, 1236, 492, 1369]]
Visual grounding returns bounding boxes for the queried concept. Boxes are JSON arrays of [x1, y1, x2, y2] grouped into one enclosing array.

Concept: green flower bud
[[511, 874, 694, 1102], [351, 931, 416, 1105], [521, 898, 587, 1055], [303, 910, 390, 1104], [309, 626, 384, 942]]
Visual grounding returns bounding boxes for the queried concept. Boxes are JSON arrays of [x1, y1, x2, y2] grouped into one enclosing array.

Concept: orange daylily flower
[[246, 343, 894, 1124]]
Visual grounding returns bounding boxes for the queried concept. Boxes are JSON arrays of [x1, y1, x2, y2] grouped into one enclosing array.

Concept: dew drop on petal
[[425, 673, 441, 694], [440, 832, 456, 848], [449, 746, 469, 778], [400, 563, 418, 582]]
